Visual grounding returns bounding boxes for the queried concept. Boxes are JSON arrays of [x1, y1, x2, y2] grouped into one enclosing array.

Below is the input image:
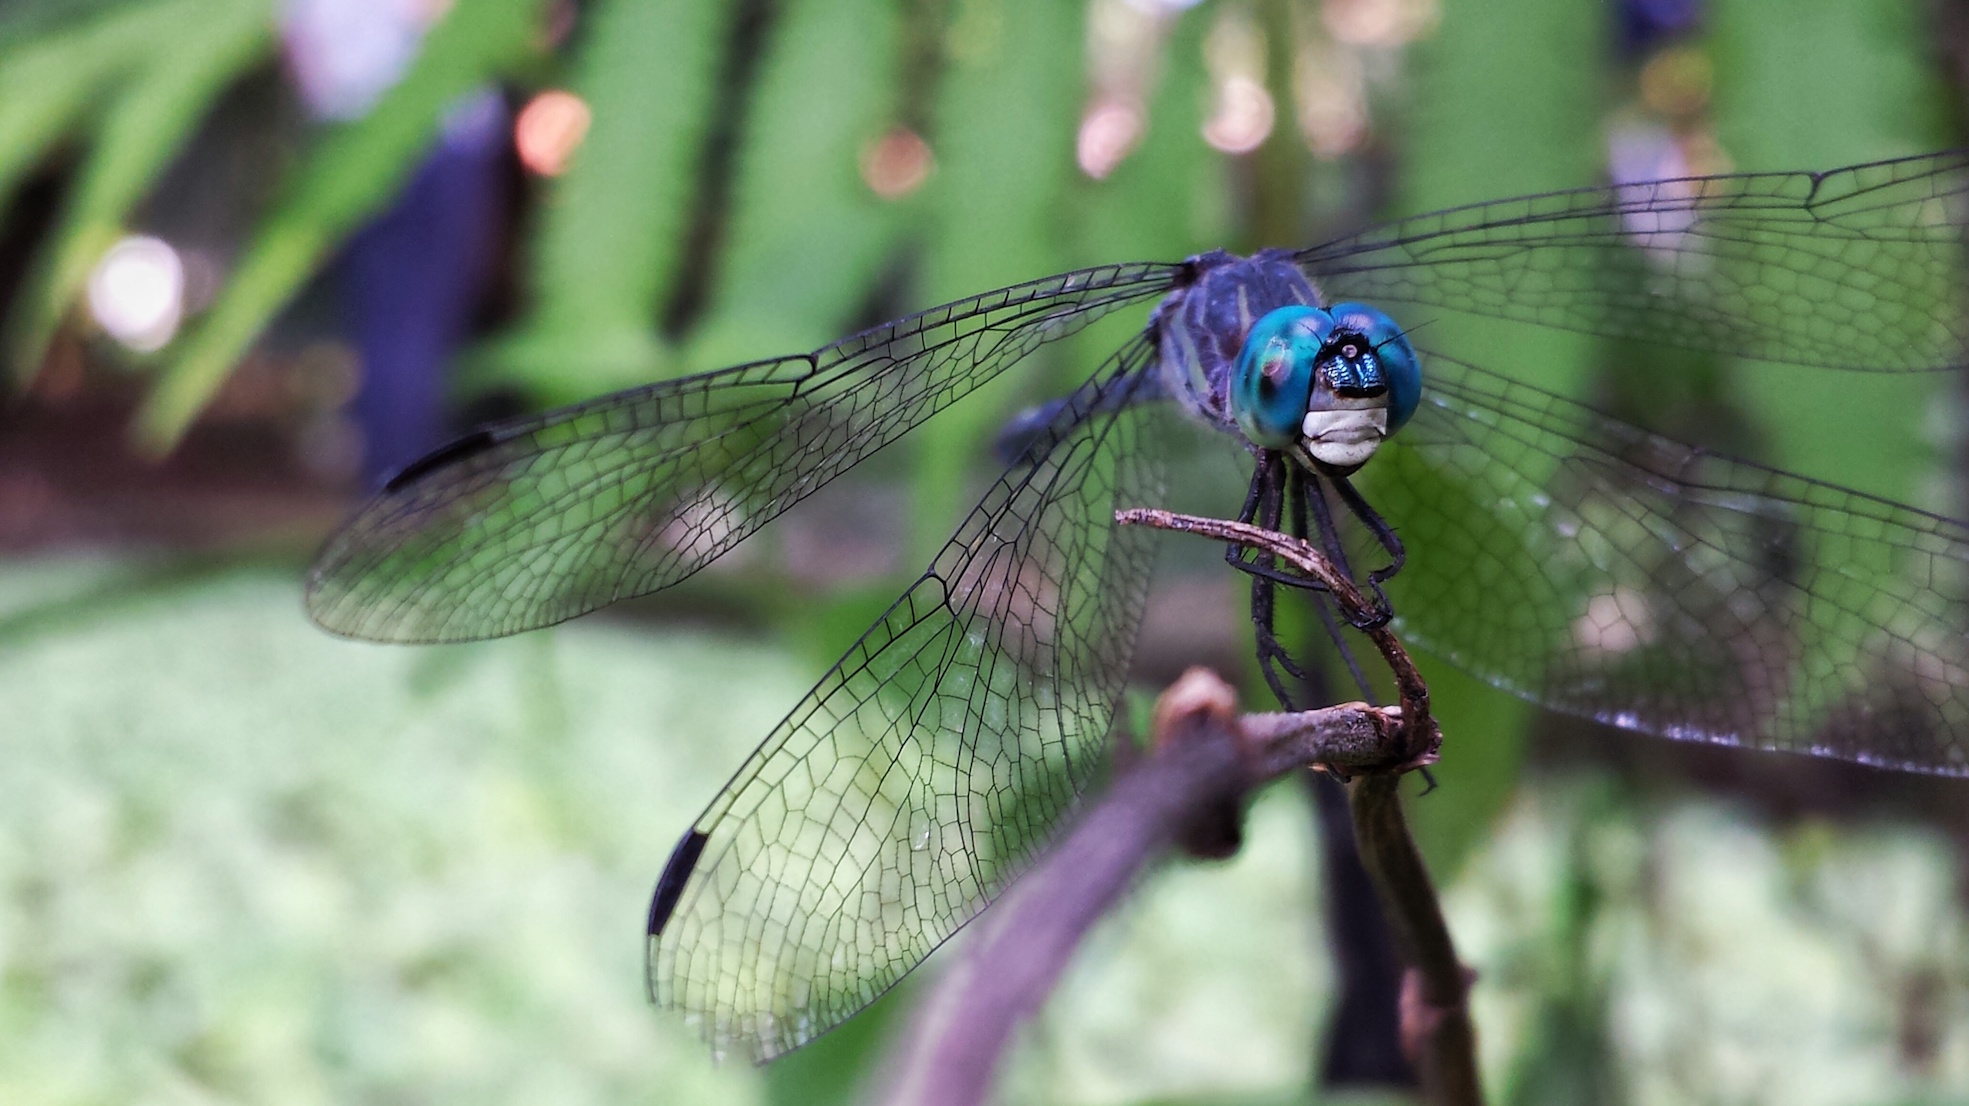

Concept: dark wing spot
[[382, 430, 502, 492], [646, 829, 710, 937]]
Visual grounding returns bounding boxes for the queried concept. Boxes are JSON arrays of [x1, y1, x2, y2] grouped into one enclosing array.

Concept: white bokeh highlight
[[87, 235, 185, 353]]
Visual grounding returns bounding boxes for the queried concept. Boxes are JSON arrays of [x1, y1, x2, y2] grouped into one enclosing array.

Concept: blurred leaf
[[474, 0, 725, 403], [1070, 7, 1221, 268], [1401, 0, 1604, 324], [925, 0, 1081, 299], [910, 0, 1083, 562], [1060, 6, 1221, 392], [1393, 0, 1604, 877], [1707, 2, 1957, 753], [0, 0, 134, 48], [1711, 0, 1953, 509], [1358, 424, 1560, 878], [0, 0, 200, 229], [684, 0, 905, 370], [1406, 661, 1543, 878], [7, 0, 271, 384], [134, 0, 546, 453], [1711, 0, 1946, 168]]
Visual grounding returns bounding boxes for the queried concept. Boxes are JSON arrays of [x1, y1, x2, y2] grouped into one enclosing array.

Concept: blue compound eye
[[1232, 306, 1331, 447], [1326, 303, 1421, 431]]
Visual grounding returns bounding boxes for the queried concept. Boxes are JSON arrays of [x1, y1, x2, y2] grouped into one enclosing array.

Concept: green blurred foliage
[[0, 560, 799, 1105], [5, 0, 269, 379], [686, 0, 906, 373], [136, 0, 548, 450], [1, 0, 1967, 1101], [475, 0, 725, 399], [0, 0, 274, 386], [1455, 776, 1969, 1106], [902, 0, 1085, 559], [0, 0, 551, 444]]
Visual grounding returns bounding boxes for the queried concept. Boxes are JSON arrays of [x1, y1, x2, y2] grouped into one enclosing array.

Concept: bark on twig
[[1350, 772, 1481, 1104]]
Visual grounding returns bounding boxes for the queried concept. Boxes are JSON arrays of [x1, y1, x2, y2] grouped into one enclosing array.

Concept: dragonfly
[[307, 151, 1969, 1061]]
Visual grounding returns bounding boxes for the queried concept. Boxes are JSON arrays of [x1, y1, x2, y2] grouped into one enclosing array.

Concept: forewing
[[1363, 350, 1969, 773], [1298, 151, 1969, 372], [645, 337, 1170, 1060], [307, 262, 1180, 643]]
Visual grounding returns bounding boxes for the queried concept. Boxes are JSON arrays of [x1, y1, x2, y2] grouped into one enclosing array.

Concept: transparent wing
[[1298, 150, 1969, 372], [1361, 350, 1969, 773], [306, 262, 1180, 643], [645, 336, 1170, 1061]]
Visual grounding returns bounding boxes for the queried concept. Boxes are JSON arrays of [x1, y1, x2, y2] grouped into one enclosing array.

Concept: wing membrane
[[307, 262, 1180, 643], [1299, 151, 1969, 373], [645, 337, 1169, 1060], [1363, 350, 1969, 772]]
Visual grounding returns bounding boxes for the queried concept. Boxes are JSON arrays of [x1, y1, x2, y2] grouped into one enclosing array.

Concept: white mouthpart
[[1301, 408, 1388, 469]]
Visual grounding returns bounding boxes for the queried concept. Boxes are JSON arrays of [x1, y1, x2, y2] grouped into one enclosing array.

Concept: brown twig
[[1350, 772, 1481, 1104], [872, 670, 1427, 1106]]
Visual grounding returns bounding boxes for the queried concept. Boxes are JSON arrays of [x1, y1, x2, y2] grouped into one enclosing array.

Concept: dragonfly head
[[1231, 304, 1421, 473]]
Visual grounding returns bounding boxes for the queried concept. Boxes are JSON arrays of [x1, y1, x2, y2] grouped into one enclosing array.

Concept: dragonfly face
[[1229, 302, 1422, 471], [305, 152, 1969, 1061]]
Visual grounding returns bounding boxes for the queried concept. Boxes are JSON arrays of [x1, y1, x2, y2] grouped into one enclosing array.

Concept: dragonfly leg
[[1229, 455, 1315, 589], [1290, 470, 1376, 704], [1329, 472, 1406, 579], [1304, 475, 1362, 582], [1305, 474, 1390, 629], [1229, 453, 1335, 591], [1233, 450, 1270, 525], [1240, 455, 1309, 710], [1251, 573, 1309, 710], [1322, 473, 1403, 629]]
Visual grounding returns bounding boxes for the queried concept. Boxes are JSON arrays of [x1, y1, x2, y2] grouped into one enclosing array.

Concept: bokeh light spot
[[1294, 42, 1367, 157], [87, 235, 184, 353], [1203, 76, 1275, 154], [515, 89, 591, 177], [861, 129, 935, 200], [1322, 0, 1440, 49], [1078, 101, 1145, 179]]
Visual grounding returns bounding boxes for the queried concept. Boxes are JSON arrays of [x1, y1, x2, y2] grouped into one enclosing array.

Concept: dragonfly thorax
[[1229, 303, 1421, 473]]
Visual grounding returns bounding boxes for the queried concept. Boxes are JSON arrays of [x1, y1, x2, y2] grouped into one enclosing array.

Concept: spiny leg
[[1290, 468, 1376, 703], [1326, 472, 1406, 628], [1228, 452, 1326, 591], [1241, 455, 1307, 710], [1252, 574, 1306, 710], [1232, 451, 1268, 526], [1304, 474, 1362, 587], [1308, 593, 1376, 699], [1230, 457, 1404, 710]]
